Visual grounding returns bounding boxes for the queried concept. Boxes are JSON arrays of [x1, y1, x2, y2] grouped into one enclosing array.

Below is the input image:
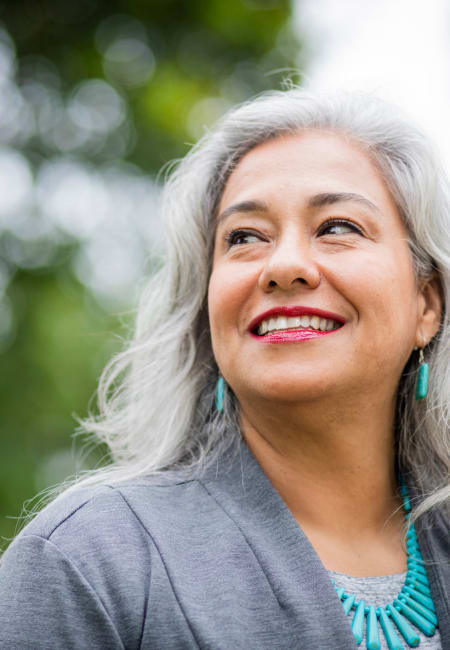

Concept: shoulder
[[0, 476, 215, 650], [2, 472, 227, 582], [13, 474, 212, 554]]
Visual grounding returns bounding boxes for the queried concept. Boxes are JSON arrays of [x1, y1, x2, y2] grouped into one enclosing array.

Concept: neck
[[239, 391, 406, 575]]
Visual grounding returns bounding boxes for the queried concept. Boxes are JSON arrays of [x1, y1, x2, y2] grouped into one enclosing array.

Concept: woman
[[0, 88, 448, 650]]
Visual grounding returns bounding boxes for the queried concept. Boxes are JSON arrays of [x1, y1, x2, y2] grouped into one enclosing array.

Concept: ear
[[415, 275, 443, 347]]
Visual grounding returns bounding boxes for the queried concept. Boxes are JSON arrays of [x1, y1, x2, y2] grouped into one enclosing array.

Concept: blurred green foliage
[[0, 0, 301, 545]]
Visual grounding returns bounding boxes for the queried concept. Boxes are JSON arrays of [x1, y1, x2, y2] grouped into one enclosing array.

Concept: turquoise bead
[[378, 608, 404, 650], [395, 600, 436, 636], [352, 600, 365, 645], [403, 586, 435, 612], [366, 606, 381, 650], [407, 539, 419, 548], [408, 570, 429, 587], [399, 595, 438, 626], [406, 579, 431, 597], [407, 541, 420, 553], [387, 605, 420, 647], [343, 594, 356, 615], [402, 493, 412, 512], [407, 563, 427, 577], [415, 361, 429, 400]]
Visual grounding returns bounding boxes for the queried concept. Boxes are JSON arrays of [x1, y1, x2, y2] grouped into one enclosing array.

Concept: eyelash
[[224, 229, 264, 247], [224, 219, 363, 247], [318, 218, 363, 236]]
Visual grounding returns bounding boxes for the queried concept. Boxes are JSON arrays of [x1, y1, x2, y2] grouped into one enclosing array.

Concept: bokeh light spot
[[68, 79, 127, 134], [0, 149, 33, 224]]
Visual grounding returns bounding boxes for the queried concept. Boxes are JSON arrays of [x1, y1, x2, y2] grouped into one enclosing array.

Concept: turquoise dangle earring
[[216, 375, 225, 413], [415, 348, 429, 401]]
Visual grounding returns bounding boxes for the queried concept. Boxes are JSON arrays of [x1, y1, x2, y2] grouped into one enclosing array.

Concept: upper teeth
[[257, 315, 341, 336]]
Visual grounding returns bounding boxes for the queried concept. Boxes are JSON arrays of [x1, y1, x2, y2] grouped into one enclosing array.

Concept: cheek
[[337, 243, 415, 300], [208, 264, 255, 350], [371, 252, 417, 317], [337, 248, 419, 343], [207, 268, 234, 356]]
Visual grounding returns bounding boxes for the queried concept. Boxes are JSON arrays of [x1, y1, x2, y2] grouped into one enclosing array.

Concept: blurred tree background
[[0, 0, 301, 545]]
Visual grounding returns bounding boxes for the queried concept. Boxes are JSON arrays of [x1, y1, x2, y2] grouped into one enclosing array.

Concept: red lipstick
[[248, 305, 346, 344], [259, 329, 335, 343]]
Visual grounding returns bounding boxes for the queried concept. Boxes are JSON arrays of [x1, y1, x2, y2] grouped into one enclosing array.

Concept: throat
[[302, 519, 408, 577]]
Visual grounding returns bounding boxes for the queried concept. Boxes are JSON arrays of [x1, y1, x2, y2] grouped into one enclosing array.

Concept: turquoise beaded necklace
[[332, 482, 438, 649]]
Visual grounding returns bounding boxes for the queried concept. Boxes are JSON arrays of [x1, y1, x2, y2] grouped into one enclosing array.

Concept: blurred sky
[[295, 0, 450, 166]]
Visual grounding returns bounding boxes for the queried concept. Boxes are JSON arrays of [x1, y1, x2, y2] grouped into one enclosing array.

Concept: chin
[[238, 374, 340, 405]]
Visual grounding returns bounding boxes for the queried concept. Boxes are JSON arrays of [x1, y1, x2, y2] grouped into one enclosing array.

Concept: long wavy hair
[[62, 88, 450, 519]]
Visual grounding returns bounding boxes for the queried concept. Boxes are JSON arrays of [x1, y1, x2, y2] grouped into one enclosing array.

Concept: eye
[[225, 229, 264, 247], [318, 219, 363, 236]]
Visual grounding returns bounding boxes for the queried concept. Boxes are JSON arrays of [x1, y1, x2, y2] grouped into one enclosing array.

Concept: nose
[[258, 234, 321, 292]]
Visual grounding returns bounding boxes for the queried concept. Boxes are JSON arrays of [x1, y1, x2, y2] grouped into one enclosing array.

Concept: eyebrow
[[216, 200, 269, 225], [307, 192, 381, 213], [216, 192, 380, 224]]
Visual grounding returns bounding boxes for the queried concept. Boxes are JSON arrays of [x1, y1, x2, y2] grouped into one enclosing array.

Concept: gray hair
[[75, 88, 449, 519]]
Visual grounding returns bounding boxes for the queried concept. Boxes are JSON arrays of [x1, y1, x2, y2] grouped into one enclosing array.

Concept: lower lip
[[251, 328, 342, 343]]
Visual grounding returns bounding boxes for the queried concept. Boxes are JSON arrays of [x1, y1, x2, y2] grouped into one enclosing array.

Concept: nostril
[[268, 276, 309, 288]]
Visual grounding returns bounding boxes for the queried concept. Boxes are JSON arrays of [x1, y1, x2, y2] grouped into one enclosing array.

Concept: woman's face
[[208, 131, 440, 407]]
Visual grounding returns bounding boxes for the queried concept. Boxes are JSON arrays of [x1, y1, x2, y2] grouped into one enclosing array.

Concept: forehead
[[218, 130, 396, 215]]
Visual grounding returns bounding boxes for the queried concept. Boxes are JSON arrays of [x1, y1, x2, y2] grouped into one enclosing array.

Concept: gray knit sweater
[[0, 441, 449, 649]]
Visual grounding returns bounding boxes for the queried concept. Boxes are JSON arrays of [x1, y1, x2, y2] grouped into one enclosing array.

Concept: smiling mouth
[[254, 314, 343, 336]]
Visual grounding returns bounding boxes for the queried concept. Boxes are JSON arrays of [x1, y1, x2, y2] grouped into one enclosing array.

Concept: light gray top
[[329, 570, 443, 649], [0, 441, 449, 649]]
